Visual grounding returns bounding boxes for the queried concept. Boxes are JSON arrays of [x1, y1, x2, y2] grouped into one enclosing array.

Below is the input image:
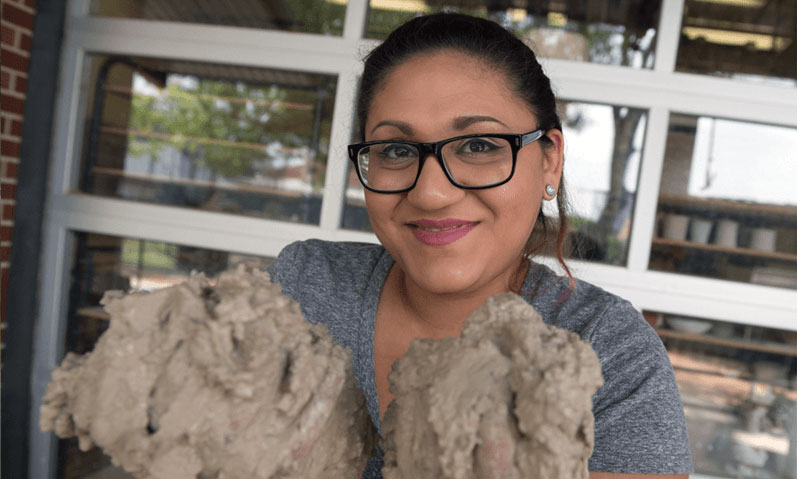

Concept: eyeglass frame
[[347, 129, 546, 194]]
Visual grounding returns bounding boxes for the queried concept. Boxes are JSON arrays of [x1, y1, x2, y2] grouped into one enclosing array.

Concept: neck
[[389, 259, 528, 339]]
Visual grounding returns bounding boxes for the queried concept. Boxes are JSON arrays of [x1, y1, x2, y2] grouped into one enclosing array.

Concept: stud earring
[[545, 184, 556, 197]]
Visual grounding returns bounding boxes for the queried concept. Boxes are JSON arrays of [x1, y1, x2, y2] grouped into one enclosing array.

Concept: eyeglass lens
[[357, 136, 514, 191]]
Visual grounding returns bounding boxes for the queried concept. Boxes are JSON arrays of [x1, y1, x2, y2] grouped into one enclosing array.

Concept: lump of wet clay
[[40, 266, 373, 479], [381, 292, 603, 479]]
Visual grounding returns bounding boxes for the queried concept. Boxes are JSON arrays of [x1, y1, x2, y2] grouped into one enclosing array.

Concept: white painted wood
[[47, 40, 85, 194], [654, 0, 686, 73], [546, 61, 797, 127], [68, 0, 90, 17], [342, 0, 369, 40], [559, 257, 797, 330], [319, 67, 359, 231], [28, 223, 73, 479], [626, 108, 669, 271], [50, 193, 376, 258], [68, 16, 358, 74]]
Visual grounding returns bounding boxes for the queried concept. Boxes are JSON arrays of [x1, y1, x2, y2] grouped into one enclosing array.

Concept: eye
[[458, 138, 501, 154], [378, 143, 417, 159]]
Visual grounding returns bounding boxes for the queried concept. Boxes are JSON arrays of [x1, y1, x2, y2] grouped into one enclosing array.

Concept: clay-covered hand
[[41, 266, 373, 479], [380, 293, 603, 479]]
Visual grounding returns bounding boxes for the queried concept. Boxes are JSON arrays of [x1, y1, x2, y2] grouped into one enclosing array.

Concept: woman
[[269, 12, 692, 478]]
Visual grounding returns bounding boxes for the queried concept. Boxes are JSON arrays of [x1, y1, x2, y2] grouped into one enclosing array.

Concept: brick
[[2, 4, 35, 31], [0, 94, 25, 115], [25, 0, 37, 9], [2, 204, 13, 221], [0, 70, 8, 89], [0, 48, 29, 73], [1, 25, 14, 46], [1, 140, 20, 157], [5, 161, 17, 178], [19, 32, 31, 51], [0, 245, 9, 262], [0, 118, 4, 134], [0, 225, 12, 241], [14, 74, 26, 93], [1, 183, 15, 200], [9, 119, 21, 137]]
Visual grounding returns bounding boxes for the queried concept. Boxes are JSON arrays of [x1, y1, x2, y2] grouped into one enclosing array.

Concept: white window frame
[[31, 1, 797, 477]]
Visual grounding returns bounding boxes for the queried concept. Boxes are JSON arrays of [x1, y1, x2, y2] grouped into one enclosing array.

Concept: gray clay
[[380, 293, 604, 479], [40, 266, 373, 479]]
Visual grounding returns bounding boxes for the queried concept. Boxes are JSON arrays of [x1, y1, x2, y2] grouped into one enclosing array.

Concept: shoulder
[[523, 264, 692, 474], [266, 239, 388, 350], [268, 239, 385, 299], [267, 240, 392, 338]]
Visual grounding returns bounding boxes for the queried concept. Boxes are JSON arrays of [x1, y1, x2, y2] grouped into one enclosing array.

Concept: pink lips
[[411, 218, 477, 246]]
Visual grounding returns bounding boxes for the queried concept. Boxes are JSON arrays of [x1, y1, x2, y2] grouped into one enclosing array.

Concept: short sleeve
[[587, 300, 693, 474], [266, 241, 301, 298]]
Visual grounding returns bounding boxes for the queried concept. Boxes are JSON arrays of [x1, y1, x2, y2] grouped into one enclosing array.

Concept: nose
[[406, 153, 465, 209]]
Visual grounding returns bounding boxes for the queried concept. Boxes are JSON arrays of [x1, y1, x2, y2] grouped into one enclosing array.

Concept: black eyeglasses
[[347, 129, 545, 193]]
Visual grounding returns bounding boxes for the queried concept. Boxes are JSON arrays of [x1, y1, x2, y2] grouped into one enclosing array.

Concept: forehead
[[366, 50, 536, 136]]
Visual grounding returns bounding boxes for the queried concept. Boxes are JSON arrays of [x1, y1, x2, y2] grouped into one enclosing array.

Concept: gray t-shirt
[[268, 239, 692, 476]]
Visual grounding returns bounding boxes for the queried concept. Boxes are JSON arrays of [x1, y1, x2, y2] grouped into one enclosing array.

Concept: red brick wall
[[1, 0, 37, 327]]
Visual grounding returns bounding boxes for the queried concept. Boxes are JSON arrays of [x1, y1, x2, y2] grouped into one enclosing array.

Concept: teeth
[[419, 225, 462, 232]]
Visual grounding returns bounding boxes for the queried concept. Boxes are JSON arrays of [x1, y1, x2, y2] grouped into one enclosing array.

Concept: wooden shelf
[[91, 166, 309, 198], [75, 306, 110, 321], [652, 237, 797, 262], [658, 194, 797, 221], [656, 328, 797, 357]]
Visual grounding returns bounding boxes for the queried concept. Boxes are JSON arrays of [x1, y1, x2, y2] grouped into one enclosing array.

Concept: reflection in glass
[[644, 311, 797, 479], [676, 0, 796, 85], [342, 161, 372, 231], [651, 114, 797, 288], [367, 0, 661, 68], [90, 0, 347, 35], [557, 101, 647, 266], [78, 55, 336, 225], [58, 232, 273, 479]]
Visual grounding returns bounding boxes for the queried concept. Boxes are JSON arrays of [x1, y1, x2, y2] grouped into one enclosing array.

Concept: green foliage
[[128, 74, 334, 180]]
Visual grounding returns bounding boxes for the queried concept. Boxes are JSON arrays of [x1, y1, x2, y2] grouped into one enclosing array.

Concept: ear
[[541, 128, 564, 196]]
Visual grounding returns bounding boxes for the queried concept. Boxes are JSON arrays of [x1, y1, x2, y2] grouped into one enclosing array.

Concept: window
[[90, 0, 349, 35], [651, 115, 797, 288], [77, 55, 336, 225], [32, 2, 797, 478]]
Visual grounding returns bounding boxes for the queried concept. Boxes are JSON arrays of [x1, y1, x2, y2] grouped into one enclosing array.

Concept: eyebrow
[[452, 115, 509, 130], [369, 115, 509, 136]]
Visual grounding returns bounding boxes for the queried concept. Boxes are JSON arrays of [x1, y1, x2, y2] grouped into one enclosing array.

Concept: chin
[[406, 262, 485, 295]]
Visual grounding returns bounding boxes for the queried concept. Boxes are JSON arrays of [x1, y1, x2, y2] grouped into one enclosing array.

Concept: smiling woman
[[268, 12, 692, 479]]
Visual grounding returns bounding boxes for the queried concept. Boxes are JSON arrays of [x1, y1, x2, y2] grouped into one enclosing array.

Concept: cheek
[[364, 193, 397, 233], [492, 172, 542, 238]]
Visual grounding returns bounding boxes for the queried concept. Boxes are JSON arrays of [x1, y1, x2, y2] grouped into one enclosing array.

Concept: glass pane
[[342, 161, 372, 231], [643, 311, 797, 479], [557, 101, 647, 266], [90, 0, 347, 35], [58, 232, 273, 479], [366, 0, 662, 68], [676, 0, 796, 85], [650, 114, 797, 288], [77, 55, 336, 225]]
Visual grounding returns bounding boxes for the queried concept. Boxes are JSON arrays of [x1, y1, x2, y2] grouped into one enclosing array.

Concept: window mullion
[[654, 0, 686, 73], [626, 107, 669, 272]]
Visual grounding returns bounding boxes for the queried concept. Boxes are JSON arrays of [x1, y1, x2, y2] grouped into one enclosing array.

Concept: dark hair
[[356, 12, 573, 290]]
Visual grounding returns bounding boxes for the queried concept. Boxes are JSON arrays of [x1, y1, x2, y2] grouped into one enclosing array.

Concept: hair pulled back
[[356, 12, 573, 289]]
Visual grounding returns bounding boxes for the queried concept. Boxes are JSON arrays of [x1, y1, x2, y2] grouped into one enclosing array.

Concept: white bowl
[[667, 317, 712, 334]]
